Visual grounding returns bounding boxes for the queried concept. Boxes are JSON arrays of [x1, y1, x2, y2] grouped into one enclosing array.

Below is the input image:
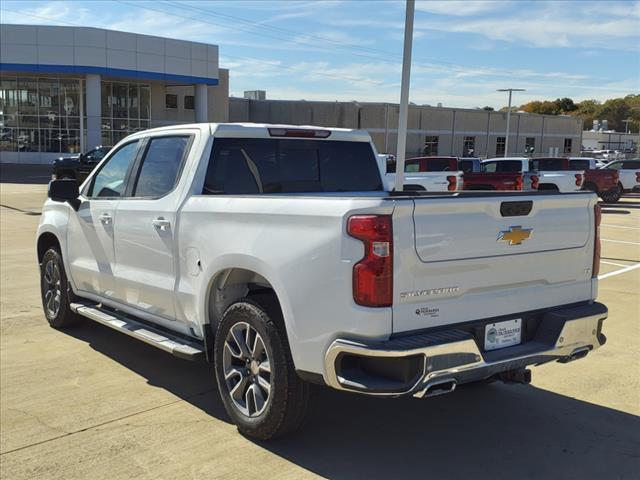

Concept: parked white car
[[377, 153, 462, 192], [483, 157, 584, 193], [37, 123, 607, 439], [601, 159, 640, 192]]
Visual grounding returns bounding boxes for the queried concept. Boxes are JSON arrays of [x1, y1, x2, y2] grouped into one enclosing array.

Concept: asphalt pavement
[[1, 184, 638, 479]]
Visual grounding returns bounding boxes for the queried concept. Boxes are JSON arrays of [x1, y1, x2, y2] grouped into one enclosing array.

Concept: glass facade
[[101, 81, 150, 146], [0, 76, 82, 153], [0, 76, 151, 154]]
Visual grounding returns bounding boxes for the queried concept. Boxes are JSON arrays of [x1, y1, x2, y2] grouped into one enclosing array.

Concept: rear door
[[392, 194, 596, 333], [112, 134, 193, 321]]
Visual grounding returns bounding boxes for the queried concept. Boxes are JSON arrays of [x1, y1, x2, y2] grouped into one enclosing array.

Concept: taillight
[[347, 215, 393, 307], [575, 174, 583, 187], [592, 204, 601, 278], [515, 175, 523, 190], [531, 175, 539, 190], [636, 172, 640, 183], [447, 175, 457, 191]]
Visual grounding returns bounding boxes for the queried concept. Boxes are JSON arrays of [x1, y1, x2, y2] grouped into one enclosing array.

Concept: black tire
[[40, 247, 80, 328], [601, 184, 622, 203], [214, 294, 310, 439]]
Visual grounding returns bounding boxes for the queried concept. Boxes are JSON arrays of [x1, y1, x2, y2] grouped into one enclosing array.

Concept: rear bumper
[[323, 302, 607, 397]]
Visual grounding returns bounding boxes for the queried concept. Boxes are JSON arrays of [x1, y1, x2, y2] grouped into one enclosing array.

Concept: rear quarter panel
[[177, 195, 396, 374]]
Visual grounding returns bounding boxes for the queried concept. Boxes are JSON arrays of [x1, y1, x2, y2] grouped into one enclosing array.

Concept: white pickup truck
[[601, 158, 640, 193], [38, 123, 607, 439], [378, 154, 462, 192], [483, 157, 585, 193]]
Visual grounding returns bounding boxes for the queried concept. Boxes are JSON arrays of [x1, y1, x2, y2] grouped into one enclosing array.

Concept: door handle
[[100, 213, 112, 225], [152, 217, 171, 231]]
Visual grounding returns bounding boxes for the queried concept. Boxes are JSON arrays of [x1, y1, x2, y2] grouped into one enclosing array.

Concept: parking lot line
[[598, 263, 640, 280], [601, 224, 640, 230], [600, 260, 631, 267], [601, 238, 640, 245]]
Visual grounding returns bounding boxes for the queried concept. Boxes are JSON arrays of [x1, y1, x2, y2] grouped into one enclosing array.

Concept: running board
[[70, 303, 205, 361]]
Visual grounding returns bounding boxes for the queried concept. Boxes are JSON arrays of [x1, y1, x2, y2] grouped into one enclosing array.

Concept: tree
[[597, 98, 631, 131], [554, 97, 577, 113], [511, 95, 638, 132]]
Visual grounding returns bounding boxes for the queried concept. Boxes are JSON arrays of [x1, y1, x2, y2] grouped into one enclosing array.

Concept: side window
[[133, 136, 190, 197], [87, 141, 139, 198], [607, 162, 622, 170], [622, 160, 640, 169]]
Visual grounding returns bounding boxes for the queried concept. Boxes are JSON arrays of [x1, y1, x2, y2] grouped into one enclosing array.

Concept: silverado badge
[[498, 226, 532, 245]]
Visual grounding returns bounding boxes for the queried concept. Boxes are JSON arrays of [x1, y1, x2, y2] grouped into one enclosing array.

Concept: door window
[[133, 136, 190, 197], [87, 141, 139, 198], [621, 160, 640, 169], [606, 162, 622, 170]]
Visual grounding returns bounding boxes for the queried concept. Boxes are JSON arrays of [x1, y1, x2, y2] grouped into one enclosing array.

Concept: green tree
[[598, 98, 631, 131], [554, 97, 577, 113]]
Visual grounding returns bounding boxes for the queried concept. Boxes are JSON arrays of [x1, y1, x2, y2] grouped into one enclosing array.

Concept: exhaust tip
[[559, 346, 591, 363], [414, 378, 457, 398]]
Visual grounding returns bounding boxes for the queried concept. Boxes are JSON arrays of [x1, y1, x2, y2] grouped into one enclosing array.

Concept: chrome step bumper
[[71, 303, 205, 360], [323, 303, 607, 397]]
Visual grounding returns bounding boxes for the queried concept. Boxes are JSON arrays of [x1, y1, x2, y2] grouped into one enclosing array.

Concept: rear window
[[569, 159, 590, 170], [458, 160, 475, 173], [405, 157, 455, 172], [482, 160, 523, 172], [531, 158, 568, 171], [203, 138, 382, 194]]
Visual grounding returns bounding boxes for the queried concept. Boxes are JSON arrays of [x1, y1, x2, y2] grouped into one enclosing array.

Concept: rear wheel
[[214, 295, 310, 439], [601, 184, 622, 203], [40, 247, 80, 328]]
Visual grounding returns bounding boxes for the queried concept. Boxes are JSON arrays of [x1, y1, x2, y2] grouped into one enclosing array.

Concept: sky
[[2, 0, 639, 109]]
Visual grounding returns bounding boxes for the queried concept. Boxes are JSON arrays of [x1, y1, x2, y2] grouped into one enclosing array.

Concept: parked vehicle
[[398, 156, 538, 191], [52, 146, 112, 184], [37, 123, 607, 439], [568, 158, 621, 202], [600, 159, 640, 193], [482, 157, 584, 193], [378, 154, 462, 192]]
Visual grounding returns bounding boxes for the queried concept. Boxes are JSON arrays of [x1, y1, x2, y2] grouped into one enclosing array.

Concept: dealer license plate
[[484, 318, 522, 351]]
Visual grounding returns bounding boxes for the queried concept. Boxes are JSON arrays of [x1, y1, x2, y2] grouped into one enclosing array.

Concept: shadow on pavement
[[67, 320, 640, 479], [602, 209, 631, 215]]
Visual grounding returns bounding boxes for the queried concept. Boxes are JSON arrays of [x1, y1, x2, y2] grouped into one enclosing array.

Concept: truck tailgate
[[392, 193, 597, 333]]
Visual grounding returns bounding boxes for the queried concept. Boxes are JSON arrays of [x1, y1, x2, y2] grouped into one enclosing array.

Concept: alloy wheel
[[222, 321, 272, 417], [43, 259, 62, 318]]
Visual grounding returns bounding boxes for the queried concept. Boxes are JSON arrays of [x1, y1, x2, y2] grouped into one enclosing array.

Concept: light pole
[[497, 88, 525, 157], [622, 118, 632, 134], [394, 0, 415, 192]]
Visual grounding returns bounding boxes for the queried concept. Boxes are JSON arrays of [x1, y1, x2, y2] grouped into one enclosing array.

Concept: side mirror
[[49, 179, 80, 208]]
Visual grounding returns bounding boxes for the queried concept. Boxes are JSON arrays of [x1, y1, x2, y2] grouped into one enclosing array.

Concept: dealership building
[[0, 24, 228, 164], [1, 23, 587, 164]]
